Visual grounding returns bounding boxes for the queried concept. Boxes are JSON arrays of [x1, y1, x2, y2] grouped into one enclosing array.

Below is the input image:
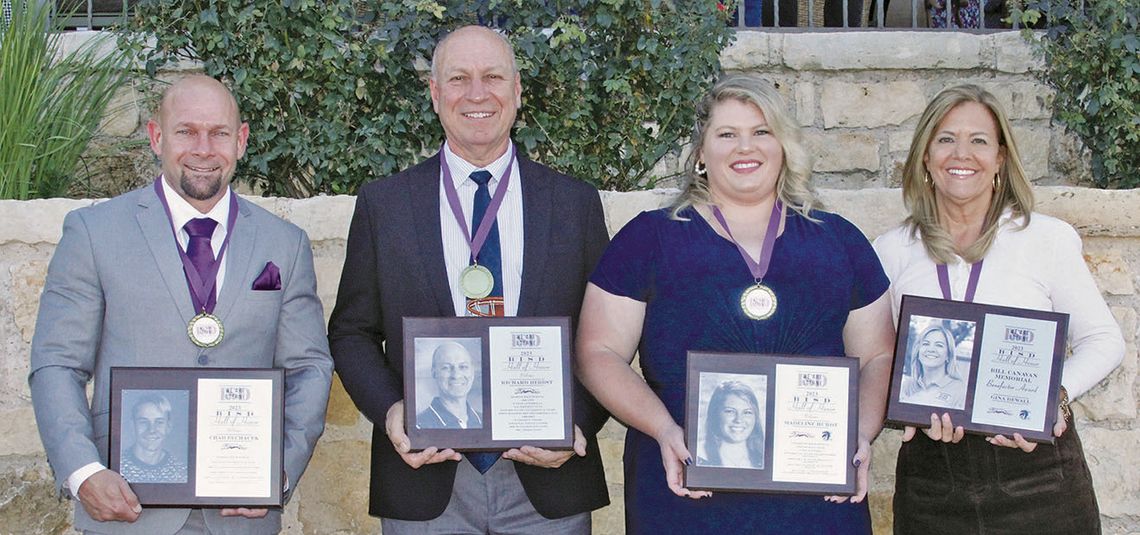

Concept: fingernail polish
[[684, 457, 693, 466], [853, 459, 862, 467]]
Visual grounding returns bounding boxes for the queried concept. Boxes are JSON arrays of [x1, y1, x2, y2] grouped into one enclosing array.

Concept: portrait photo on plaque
[[413, 337, 485, 430], [109, 367, 285, 507], [684, 351, 859, 495], [403, 317, 573, 451], [118, 389, 190, 484], [694, 372, 767, 470], [897, 315, 976, 411], [886, 295, 1068, 443]]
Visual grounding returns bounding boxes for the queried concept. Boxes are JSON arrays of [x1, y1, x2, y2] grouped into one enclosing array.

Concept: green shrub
[[127, 0, 735, 195], [1014, 0, 1140, 188], [0, 2, 132, 199]]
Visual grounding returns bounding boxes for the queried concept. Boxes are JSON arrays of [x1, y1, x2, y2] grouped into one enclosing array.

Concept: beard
[[178, 169, 224, 201]]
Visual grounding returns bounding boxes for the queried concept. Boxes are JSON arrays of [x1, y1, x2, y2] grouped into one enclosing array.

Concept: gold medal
[[741, 283, 777, 320], [188, 312, 224, 348], [460, 264, 494, 299]]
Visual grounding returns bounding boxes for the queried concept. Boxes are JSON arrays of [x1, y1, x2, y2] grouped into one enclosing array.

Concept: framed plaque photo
[[403, 316, 574, 451], [683, 351, 860, 495], [886, 295, 1068, 444], [108, 367, 284, 507]]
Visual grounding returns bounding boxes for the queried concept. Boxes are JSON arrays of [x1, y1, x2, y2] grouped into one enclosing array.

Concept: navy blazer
[[328, 152, 611, 520]]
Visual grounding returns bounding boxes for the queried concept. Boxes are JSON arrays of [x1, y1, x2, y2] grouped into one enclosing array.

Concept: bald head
[[156, 75, 242, 127], [147, 75, 249, 213], [431, 341, 475, 401], [430, 25, 518, 82]]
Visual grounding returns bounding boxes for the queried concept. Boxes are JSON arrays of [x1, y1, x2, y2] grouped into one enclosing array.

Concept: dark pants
[[894, 424, 1100, 534]]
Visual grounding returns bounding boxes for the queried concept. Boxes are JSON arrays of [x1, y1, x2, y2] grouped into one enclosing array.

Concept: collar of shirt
[[916, 207, 1023, 268], [924, 373, 960, 388], [442, 141, 518, 194], [159, 175, 233, 249]]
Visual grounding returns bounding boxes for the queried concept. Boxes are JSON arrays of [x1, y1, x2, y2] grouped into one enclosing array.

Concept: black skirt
[[893, 423, 1100, 534]]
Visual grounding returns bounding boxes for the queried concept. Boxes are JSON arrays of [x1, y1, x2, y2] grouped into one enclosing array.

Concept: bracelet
[[1059, 385, 1072, 423]]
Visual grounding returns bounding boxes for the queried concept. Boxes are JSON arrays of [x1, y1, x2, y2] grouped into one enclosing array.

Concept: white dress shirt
[[873, 211, 1125, 400], [439, 142, 524, 317], [161, 176, 232, 293]]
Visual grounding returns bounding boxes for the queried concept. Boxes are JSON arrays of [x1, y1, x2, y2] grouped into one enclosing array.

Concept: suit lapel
[[136, 183, 195, 325], [517, 157, 551, 317], [409, 153, 457, 316], [214, 196, 256, 320]]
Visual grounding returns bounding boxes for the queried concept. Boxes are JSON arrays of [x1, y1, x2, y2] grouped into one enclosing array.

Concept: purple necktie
[[184, 218, 218, 311]]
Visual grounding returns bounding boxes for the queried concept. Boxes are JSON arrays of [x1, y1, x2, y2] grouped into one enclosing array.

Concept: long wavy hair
[[671, 74, 818, 220], [901, 84, 1035, 264], [703, 380, 765, 468], [907, 325, 961, 389]]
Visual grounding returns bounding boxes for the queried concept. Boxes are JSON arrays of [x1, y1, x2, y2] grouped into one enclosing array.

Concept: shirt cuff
[[67, 462, 107, 495]]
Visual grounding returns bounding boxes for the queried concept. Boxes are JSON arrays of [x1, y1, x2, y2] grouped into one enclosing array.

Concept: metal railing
[[728, 0, 1040, 29], [4, 0, 1046, 32], [0, 0, 133, 30], [55, 0, 132, 30]]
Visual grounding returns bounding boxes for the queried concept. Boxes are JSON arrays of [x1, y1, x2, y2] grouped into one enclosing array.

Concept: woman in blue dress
[[576, 74, 896, 533]]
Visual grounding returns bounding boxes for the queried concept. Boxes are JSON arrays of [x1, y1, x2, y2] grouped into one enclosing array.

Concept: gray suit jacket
[[29, 183, 333, 535]]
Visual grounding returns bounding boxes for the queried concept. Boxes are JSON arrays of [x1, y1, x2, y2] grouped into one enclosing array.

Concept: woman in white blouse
[[873, 84, 1123, 534]]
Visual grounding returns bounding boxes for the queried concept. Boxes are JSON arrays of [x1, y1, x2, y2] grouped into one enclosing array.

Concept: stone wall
[[714, 31, 1088, 190], [2, 30, 1134, 534], [1, 187, 1137, 534]]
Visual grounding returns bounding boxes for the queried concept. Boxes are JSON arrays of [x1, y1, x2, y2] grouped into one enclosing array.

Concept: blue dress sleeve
[[589, 210, 662, 302], [831, 213, 890, 310]]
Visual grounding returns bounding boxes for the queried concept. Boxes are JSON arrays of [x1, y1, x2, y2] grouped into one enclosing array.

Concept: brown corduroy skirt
[[893, 423, 1100, 534]]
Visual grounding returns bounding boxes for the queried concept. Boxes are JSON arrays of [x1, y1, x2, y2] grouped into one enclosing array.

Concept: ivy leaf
[[129, 0, 734, 195]]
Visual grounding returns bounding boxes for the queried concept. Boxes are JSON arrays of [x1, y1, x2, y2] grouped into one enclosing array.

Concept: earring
[[993, 173, 1001, 190], [695, 160, 707, 178], [924, 171, 933, 188]]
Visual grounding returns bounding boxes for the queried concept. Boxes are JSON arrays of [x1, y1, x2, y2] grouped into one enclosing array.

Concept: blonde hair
[[671, 74, 818, 220], [901, 85, 1035, 264]]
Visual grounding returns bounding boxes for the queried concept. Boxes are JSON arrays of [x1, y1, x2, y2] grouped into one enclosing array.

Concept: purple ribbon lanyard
[[441, 144, 515, 265], [937, 260, 983, 303], [711, 200, 783, 282], [154, 178, 239, 314]]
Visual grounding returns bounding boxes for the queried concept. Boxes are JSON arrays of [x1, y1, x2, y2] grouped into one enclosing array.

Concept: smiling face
[[133, 401, 170, 460], [700, 99, 784, 207], [429, 26, 521, 167], [432, 343, 474, 402], [918, 329, 952, 371], [148, 76, 249, 213], [924, 101, 1006, 214], [718, 393, 757, 444]]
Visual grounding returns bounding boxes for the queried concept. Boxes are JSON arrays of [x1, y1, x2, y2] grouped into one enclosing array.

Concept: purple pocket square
[[252, 261, 281, 291]]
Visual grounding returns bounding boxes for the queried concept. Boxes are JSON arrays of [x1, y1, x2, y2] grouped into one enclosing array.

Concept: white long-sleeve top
[[873, 211, 1124, 399]]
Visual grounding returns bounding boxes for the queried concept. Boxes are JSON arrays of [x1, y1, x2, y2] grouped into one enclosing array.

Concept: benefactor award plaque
[[886, 295, 1068, 443], [683, 351, 859, 495], [108, 367, 284, 507], [403, 317, 573, 451]]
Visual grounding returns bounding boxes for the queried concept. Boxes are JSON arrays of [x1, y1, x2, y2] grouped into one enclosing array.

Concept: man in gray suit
[[29, 75, 333, 535]]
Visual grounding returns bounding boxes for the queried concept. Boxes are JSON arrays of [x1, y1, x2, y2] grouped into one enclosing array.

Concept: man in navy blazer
[[29, 76, 333, 535], [328, 25, 610, 533]]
